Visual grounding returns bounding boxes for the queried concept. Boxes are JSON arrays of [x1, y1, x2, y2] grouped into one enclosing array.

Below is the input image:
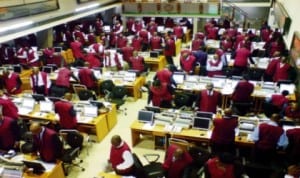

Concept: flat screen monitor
[[83, 105, 98, 117], [13, 65, 22, 73], [54, 47, 62, 53], [157, 26, 165, 33], [42, 66, 53, 74], [103, 25, 111, 32], [193, 117, 210, 130], [150, 51, 159, 58], [22, 160, 46, 174], [32, 94, 45, 102], [231, 75, 243, 80], [196, 111, 214, 119], [279, 84, 295, 94], [138, 110, 154, 123], [173, 72, 185, 84], [90, 101, 104, 108], [39, 101, 53, 112], [145, 106, 161, 113], [154, 49, 163, 55]]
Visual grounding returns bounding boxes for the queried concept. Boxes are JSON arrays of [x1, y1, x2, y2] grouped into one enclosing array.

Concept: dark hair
[[282, 90, 289, 96]]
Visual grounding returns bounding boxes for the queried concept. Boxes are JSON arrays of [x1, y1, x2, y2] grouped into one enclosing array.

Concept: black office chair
[[232, 102, 253, 116], [77, 90, 96, 100], [108, 86, 127, 115], [247, 68, 264, 81], [59, 130, 85, 176], [174, 93, 190, 109], [132, 153, 164, 178], [99, 80, 115, 100], [262, 101, 280, 118]]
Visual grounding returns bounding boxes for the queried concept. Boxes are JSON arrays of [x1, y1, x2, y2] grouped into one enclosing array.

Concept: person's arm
[[147, 90, 153, 105], [116, 150, 134, 170], [69, 106, 76, 117], [277, 132, 289, 149], [15, 76, 22, 91], [52, 134, 63, 159], [29, 50, 39, 63]]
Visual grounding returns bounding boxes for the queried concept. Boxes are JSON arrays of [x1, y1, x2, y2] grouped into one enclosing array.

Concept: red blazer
[[150, 84, 172, 107], [150, 36, 162, 50], [271, 94, 288, 108], [191, 39, 204, 51], [156, 69, 172, 85], [3, 72, 22, 95], [211, 116, 238, 145], [231, 81, 254, 102], [256, 123, 283, 151], [78, 68, 96, 88], [116, 37, 128, 48], [285, 106, 300, 120], [162, 144, 193, 178], [138, 30, 150, 43], [129, 56, 145, 72], [173, 26, 183, 39], [131, 37, 143, 51], [84, 53, 101, 68], [56, 67, 72, 88], [180, 55, 196, 73], [273, 62, 290, 82], [43, 48, 62, 67], [0, 116, 18, 150], [234, 47, 251, 67], [286, 128, 300, 160], [31, 72, 49, 95], [199, 90, 221, 113], [265, 58, 279, 76], [121, 46, 134, 62], [0, 98, 19, 119], [55, 100, 77, 129], [164, 39, 175, 56], [206, 157, 235, 178], [70, 40, 84, 59]]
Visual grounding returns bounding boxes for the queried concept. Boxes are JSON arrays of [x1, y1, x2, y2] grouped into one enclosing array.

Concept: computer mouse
[[200, 133, 205, 136]]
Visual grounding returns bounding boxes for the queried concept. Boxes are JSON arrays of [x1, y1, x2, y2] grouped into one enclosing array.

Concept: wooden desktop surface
[[145, 55, 166, 71]]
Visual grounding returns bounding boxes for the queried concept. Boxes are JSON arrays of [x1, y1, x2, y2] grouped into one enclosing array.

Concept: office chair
[[132, 153, 164, 178], [262, 101, 280, 118], [77, 90, 96, 100], [59, 130, 85, 176], [174, 93, 190, 109], [232, 102, 253, 116], [108, 86, 127, 115], [247, 68, 264, 81], [49, 84, 67, 98], [99, 79, 115, 100]]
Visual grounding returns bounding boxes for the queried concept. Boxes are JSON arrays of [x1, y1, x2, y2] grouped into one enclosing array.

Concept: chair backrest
[[77, 90, 94, 100], [72, 84, 87, 95], [60, 130, 83, 149], [111, 86, 127, 99], [49, 85, 66, 97], [174, 93, 190, 109], [99, 80, 115, 95], [132, 153, 144, 170], [168, 138, 189, 152]]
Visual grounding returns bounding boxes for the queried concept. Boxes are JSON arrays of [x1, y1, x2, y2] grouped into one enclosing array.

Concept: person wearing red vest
[[180, 51, 196, 74], [269, 90, 289, 110], [285, 102, 300, 122], [30, 122, 62, 163], [162, 145, 193, 178], [286, 128, 300, 164], [16, 46, 40, 67], [87, 31, 96, 46], [0, 111, 20, 151], [30, 67, 51, 95], [88, 41, 105, 61], [137, 29, 151, 51], [211, 108, 238, 154], [131, 20, 144, 34], [164, 35, 175, 64], [78, 62, 97, 90], [231, 74, 254, 103], [264, 51, 281, 81], [108, 135, 134, 176], [233, 44, 253, 75], [131, 35, 143, 51], [84, 51, 102, 68], [2, 69, 22, 95], [173, 24, 184, 40], [56, 66, 78, 89], [261, 27, 272, 42], [207, 26, 218, 40], [116, 34, 128, 48], [148, 79, 173, 108], [110, 20, 123, 47], [191, 37, 204, 51], [154, 65, 177, 87], [70, 37, 84, 60], [54, 93, 77, 129], [251, 113, 288, 163], [72, 26, 86, 45], [220, 36, 233, 52], [104, 50, 123, 71], [43, 47, 64, 67], [129, 51, 145, 73], [121, 44, 134, 63], [150, 32, 163, 50], [147, 20, 157, 35], [0, 90, 19, 120], [273, 56, 291, 82], [206, 54, 223, 77], [196, 83, 221, 113]]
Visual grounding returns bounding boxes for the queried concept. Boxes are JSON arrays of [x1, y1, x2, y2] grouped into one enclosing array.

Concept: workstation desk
[[144, 55, 167, 71]]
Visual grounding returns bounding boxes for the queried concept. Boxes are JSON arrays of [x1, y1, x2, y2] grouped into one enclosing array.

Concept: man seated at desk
[[195, 83, 221, 113], [55, 65, 79, 93], [29, 122, 63, 163], [180, 51, 196, 74], [78, 62, 97, 91], [284, 102, 300, 122], [128, 51, 146, 73], [0, 90, 19, 120], [2, 68, 22, 95], [54, 93, 77, 130], [0, 106, 21, 151], [206, 54, 224, 77], [231, 74, 254, 103], [148, 79, 173, 108], [30, 67, 51, 95]]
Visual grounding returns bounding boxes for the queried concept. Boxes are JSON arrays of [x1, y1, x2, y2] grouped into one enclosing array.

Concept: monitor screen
[[150, 51, 159, 58], [22, 98, 35, 109], [22, 160, 45, 174], [83, 105, 98, 117], [90, 101, 104, 108], [103, 25, 111, 32], [145, 106, 161, 113], [196, 111, 213, 119], [42, 66, 53, 74], [13, 65, 22, 73], [40, 101, 53, 112], [186, 75, 198, 82], [279, 84, 295, 94], [138, 110, 154, 123], [173, 72, 185, 84], [127, 69, 140, 77], [32, 94, 45, 102], [157, 26, 165, 32], [54, 47, 62, 53], [193, 117, 210, 130]]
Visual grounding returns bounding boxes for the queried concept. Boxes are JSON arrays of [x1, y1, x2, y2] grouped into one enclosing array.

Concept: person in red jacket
[[263, 51, 281, 81], [16, 45, 40, 67], [30, 67, 51, 95], [153, 65, 177, 87], [128, 51, 146, 73], [267, 90, 289, 112], [148, 79, 173, 108], [173, 24, 184, 40], [286, 128, 300, 164], [163, 34, 175, 65], [121, 43, 134, 63], [70, 37, 84, 60], [116, 34, 128, 48], [162, 145, 193, 178], [211, 108, 238, 155], [180, 51, 196, 74], [78, 62, 97, 90], [2, 68, 22, 95], [231, 74, 254, 103], [0, 90, 19, 120], [131, 35, 143, 51], [0, 108, 20, 151], [54, 93, 77, 129], [195, 83, 221, 113], [273, 55, 291, 82], [55, 65, 78, 90], [233, 44, 254, 75], [30, 122, 63, 162], [43, 47, 64, 67], [285, 102, 300, 122], [108, 135, 135, 176], [251, 113, 288, 163], [150, 32, 163, 50]]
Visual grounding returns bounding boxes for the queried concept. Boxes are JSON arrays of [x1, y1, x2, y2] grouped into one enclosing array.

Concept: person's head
[[218, 152, 235, 165], [30, 122, 43, 136], [281, 90, 289, 96], [270, 113, 281, 123], [224, 108, 232, 116], [167, 64, 177, 73], [32, 67, 40, 75], [206, 83, 214, 91], [173, 148, 184, 161], [272, 51, 281, 58], [111, 135, 122, 147], [63, 92, 72, 101]]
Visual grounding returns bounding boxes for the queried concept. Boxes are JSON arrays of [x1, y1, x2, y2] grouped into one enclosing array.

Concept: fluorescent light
[[0, 21, 34, 33], [75, 3, 100, 12]]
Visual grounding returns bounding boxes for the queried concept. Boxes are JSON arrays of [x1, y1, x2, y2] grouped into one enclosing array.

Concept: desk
[[145, 55, 166, 71], [130, 120, 254, 149], [98, 172, 121, 178], [23, 161, 65, 178]]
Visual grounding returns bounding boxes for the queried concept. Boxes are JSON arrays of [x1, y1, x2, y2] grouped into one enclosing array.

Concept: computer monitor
[[231, 75, 243, 80], [154, 49, 164, 55], [279, 84, 295, 94], [13, 65, 22, 73], [32, 94, 45, 102], [83, 105, 98, 117], [150, 51, 159, 58], [90, 101, 104, 108], [157, 26, 165, 33], [54, 47, 62, 53], [192, 117, 210, 130], [42, 66, 53, 74], [39, 101, 54, 112], [145, 106, 161, 113], [22, 160, 46, 174], [173, 72, 185, 84], [138, 110, 154, 123], [103, 25, 111, 32], [196, 111, 214, 119]]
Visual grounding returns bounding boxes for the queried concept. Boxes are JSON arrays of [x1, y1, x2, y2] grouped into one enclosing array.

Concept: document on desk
[[34, 160, 55, 172], [142, 123, 154, 130], [18, 107, 32, 115], [77, 116, 94, 123]]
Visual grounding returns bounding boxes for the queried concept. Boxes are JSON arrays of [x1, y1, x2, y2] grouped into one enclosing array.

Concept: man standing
[[54, 93, 77, 129], [231, 74, 254, 103], [2, 68, 22, 95], [30, 67, 51, 95], [78, 62, 97, 90], [195, 83, 221, 113]]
